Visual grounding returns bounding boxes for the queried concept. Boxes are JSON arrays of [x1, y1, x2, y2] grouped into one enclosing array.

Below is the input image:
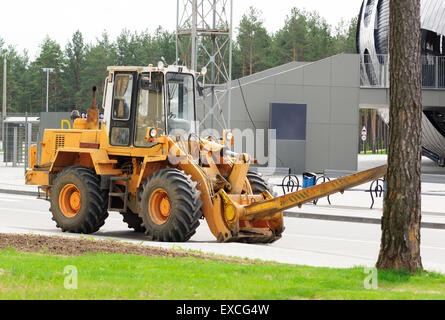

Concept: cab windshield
[[166, 72, 196, 135]]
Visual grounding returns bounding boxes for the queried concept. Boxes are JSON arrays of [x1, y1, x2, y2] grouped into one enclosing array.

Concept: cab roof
[[107, 65, 195, 75]]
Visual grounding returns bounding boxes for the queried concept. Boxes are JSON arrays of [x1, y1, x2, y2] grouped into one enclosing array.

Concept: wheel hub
[[59, 184, 82, 218], [149, 188, 171, 225]]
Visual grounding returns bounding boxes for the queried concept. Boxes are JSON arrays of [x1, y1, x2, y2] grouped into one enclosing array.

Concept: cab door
[[109, 72, 137, 147]]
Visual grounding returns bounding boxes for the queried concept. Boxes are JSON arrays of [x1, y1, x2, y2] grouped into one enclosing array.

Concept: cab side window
[[113, 74, 133, 120], [110, 74, 133, 146]]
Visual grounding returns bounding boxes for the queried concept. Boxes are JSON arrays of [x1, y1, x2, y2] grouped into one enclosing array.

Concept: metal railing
[[361, 54, 390, 88], [1, 113, 40, 169], [360, 54, 445, 89]]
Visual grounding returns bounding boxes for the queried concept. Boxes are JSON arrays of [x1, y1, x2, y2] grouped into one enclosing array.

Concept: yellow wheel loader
[[26, 64, 387, 243]]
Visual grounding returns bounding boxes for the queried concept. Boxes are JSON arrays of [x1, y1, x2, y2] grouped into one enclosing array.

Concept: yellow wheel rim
[[59, 184, 82, 218], [149, 188, 171, 225]]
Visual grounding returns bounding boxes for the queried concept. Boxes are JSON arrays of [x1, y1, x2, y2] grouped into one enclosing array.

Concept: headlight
[[149, 128, 158, 138], [226, 131, 233, 141]]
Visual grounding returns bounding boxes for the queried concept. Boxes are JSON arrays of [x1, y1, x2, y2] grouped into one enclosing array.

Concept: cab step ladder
[[108, 177, 130, 212]]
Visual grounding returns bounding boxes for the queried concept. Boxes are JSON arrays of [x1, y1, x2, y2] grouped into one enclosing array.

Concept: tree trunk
[[378, 116, 382, 154], [376, 0, 423, 273], [249, 42, 253, 76], [376, 113, 380, 154], [371, 109, 377, 154], [364, 109, 368, 153]]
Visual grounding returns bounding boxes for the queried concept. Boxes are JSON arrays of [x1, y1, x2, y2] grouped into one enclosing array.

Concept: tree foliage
[[0, 7, 357, 114], [237, 7, 273, 76]]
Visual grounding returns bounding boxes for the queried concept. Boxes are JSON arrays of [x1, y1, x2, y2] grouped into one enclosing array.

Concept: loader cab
[[105, 66, 198, 148]]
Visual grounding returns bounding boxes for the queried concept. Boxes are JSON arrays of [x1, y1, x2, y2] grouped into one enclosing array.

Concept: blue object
[[303, 172, 316, 189]]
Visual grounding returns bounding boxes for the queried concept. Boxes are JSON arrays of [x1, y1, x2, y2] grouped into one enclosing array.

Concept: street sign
[[361, 127, 367, 136], [361, 135, 367, 142]]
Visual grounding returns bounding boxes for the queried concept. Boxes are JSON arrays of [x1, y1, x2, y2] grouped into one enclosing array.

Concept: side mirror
[[197, 81, 204, 97], [139, 76, 151, 90]]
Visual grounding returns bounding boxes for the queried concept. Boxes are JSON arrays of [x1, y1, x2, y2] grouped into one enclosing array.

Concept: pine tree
[[62, 30, 86, 110], [237, 7, 271, 76], [80, 32, 118, 110], [273, 8, 308, 63], [29, 37, 64, 112]]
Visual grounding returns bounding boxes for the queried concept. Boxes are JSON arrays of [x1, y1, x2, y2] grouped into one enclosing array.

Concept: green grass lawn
[[0, 249, 445, 300], [360, 150, 387, 155]]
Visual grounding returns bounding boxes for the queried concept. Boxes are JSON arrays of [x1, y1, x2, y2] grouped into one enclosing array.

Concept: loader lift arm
[[240, 165, 388, 220]]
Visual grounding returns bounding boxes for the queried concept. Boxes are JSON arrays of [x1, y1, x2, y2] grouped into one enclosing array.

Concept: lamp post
[[42, 68, 54, 113], [2, 58, 6, 148]]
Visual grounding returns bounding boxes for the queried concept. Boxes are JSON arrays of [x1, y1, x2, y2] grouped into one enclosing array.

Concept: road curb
[[284, 211, 445, 230]]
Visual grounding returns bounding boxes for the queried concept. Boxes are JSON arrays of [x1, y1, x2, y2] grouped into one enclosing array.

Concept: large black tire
[[50, 166, 109, 234], [121, 210, 145, 233], [246, 171, 283, 243], [139, 168, 202, 242], [247, 171, 273, 195]]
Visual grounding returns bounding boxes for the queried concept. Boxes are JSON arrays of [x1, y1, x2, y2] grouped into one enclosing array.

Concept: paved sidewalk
[[268, 155, 445, 226], [0, 152, 42, 195], [0, 166, 40, 195]]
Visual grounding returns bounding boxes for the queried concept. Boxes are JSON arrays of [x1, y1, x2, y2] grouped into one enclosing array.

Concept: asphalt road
[[1, 193, 445, 273]]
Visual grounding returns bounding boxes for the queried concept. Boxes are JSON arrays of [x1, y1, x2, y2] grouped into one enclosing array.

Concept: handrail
[[361, 54, 445, 89]]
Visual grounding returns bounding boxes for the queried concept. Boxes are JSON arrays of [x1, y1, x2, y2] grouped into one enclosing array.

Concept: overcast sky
[[0, 0, 363, 59]]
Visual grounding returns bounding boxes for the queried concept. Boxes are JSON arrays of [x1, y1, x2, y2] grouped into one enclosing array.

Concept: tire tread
[[50, 166, 109, 234], [139, 168, 202, 242]]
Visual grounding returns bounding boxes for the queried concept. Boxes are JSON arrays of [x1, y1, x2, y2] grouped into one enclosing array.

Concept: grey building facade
[[222, 51, 445, 174], [221, 54, 361, 174]]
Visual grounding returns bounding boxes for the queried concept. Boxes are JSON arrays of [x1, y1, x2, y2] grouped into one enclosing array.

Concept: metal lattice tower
[[176, 0, 233, 131]]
